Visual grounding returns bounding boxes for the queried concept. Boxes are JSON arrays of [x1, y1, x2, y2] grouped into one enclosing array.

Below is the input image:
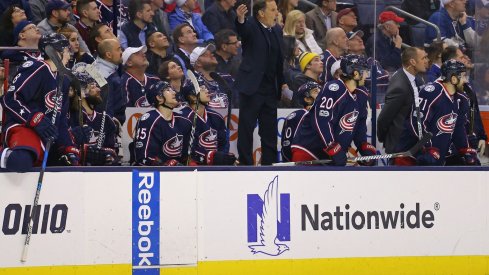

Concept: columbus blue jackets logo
[[208, 92, 229, 109], [135, 96, 150, 108], [163, 134, 183, 157], [44, 90, 62, 112], [198, 129, 218, 150], [339, 110, 359, 134], [247, 176, 290, 256], [424, 85, 435, 92], [329, 83, 339, 91], [436, 112, 457, 136]]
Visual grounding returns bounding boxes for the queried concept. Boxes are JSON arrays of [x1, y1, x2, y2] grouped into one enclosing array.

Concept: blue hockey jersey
[[122, 72, 161, 107], [280, 109, 307, 162], [133, 109, 193, 165]]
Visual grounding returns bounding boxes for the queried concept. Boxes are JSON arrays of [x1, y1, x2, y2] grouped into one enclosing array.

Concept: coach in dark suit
[[235, 0, 284, 165], [377, 47, 428, 153]]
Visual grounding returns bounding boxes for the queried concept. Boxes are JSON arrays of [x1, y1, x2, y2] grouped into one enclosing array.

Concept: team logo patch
[[140, 113, 150, 121], [8, 86, 15, 92], [436, 112, 457, 136], [44, 90, 62, 112], [163, 134, 183, 157], [198, 129, 218, 150], [208, 92, 229, 109], [22, 61, 33, 68], [287, 112, 296, 120], [319, 110, 329, 117], [135, 96, 150, 108], [135, 141, 144, 148], [339, 110, 359, 134], [12, 74, 21, 83], [329, 83, 339, 91], [424, 85, 435, 92]]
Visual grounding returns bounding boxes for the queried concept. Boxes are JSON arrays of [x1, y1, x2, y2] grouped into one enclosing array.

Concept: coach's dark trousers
[[237, 91, 278, 165]]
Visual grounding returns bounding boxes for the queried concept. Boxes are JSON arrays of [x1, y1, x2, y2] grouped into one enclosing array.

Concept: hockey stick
[[209, 72, 232, 153], [186, 70, 201, 165], [21, 46, 67, 262], [273, 132, 433, 166]]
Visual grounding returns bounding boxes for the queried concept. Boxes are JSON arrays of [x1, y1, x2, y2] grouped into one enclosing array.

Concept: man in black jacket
[[202, 0, 237, 34], [377, 47, 428, 154], [235, 0, 284, 165]]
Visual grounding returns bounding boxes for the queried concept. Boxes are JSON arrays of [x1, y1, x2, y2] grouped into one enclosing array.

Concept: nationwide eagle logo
[[163, 134, 183, 157], [198, 128, 218, 150], [247, 176, 290, 257], [436, 112, 457, 136], [339, 110, 359, 134]]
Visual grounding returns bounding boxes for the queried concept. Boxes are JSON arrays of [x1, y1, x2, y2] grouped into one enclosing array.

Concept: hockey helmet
[[147, 81, 172, 107], [441, 59, 466, 81], [38, 33, 69, 59], [340, 54, 369, 78], [296, 81, 321, 107]]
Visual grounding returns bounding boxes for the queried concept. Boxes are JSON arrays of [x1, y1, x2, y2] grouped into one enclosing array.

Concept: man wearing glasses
[[214, 29, 241, 78]]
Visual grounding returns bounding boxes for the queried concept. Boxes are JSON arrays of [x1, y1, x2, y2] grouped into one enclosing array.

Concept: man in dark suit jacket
[[377, 47, 428, 154], [305, 0, 337, 50], [235, 0, 284, 165]]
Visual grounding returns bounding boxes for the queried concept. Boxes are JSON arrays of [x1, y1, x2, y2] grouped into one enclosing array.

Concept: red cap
[[337, 8, 356, 23], [378, 11, 404, 24]]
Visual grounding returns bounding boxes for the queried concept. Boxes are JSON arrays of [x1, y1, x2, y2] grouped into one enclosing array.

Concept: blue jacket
[[366, 32, 402, 73], [168, 8, 214, 43], [425, 8, 475, 45]]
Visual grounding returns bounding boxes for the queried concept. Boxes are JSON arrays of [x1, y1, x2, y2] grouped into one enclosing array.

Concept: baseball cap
[[46, 0, 71, 17], [13, 20, 33, 45], [440, 0, 454, 6], [190, 44, 216, 66], [379, 11, 404, 24], [298, 52, 320, 72], [337, 8, 356, 23], [122, 45, 147, 65], [346, 30, 364, 40]]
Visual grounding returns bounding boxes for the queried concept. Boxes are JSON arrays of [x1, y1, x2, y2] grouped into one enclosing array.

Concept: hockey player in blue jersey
[[291, 54, 377, 166], [398, 60, 478, 166], [70, 63, 118, 166], [280, 82, 321, 162], [0, 33, 80, 172], [132, 81, 193, 166], [180, 79, 237, 165]]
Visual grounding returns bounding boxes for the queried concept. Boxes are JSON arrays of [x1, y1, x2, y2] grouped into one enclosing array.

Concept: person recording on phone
[[426, 0, 477, 52], [366, 11, 404, 73]]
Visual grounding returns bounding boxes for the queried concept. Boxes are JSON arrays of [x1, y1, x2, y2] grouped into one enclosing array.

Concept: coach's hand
[[237, 4, 247, 23], [28, 112, 58, 144]]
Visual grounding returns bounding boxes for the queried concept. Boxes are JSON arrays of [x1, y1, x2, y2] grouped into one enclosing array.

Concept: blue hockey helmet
[[441, 59, 466, 81], [296, 81, 321, 107], [38, 33, 69, 59], [340, 54, 369, 78], [147, 81, 172, 107]]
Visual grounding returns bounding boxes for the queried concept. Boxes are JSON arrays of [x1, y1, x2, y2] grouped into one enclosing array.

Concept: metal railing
[[386, 5, 441, 43]]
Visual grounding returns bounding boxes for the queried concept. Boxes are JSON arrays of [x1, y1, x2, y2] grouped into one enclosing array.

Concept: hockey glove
[[459, 148, 480, 166], [59, 146, 80, 166], [416, 147, 441, 166], [324, 142, 347, 166], [83, 145, 117, 165], [357, 142, 377, 166], [164, 159, 183, 166], [206, 151, 237, 165], [28, 112, 58, 144], [70, 125, 93, 145]]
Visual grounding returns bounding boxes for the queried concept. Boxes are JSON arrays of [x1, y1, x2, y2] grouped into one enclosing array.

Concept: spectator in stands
[[366, 11, 404, 73], [172, 23, 199, 72], [168, 0, 214, 43], [336, 7, 357, 33], [305, 0, 337, 50], [278, 0, 298, 21], [202, 0, 237, 34], [38, 0, 90, 53], [0, 6, 28, 46], [92, 38, 125, 124], [58, 26, 95, 68], [30, 0, 49, 25], [0, 1, 32, 23], [282, 35, 301, 97], [146, 31, 173, 76], [119, 0, 156, 49], [151, 0, 172, 40], [88, 23, 117, 55], [75, 0, 101, 50], [474, 0, 489, 35], [284, 10, 322, 54], [290, 52, 323, 106], [97, 0, 116, 26], [425, 41, 446, 82], [122, 46, 161, 107], [321, 27, 348, 82], [401, 0, 440, 25], [1, 20, 40, 64], [214, 29, 241, 78], [426, 0, 477, 51], [158, 59, 186, 97]]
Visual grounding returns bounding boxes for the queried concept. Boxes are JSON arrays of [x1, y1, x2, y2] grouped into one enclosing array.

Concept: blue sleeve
[[56, 80, 75, 148], [236, 17, 253, 42], [193, 13, 214, 42], [118, 30, 128, 50], [352, 88, 369, 148], [311, 88, 338, 147], [168, 11, 181, 31], [201, 9, 220, 35]]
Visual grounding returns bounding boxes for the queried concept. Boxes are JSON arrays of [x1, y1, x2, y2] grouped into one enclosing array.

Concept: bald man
[[321, 27, 348, 82]]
